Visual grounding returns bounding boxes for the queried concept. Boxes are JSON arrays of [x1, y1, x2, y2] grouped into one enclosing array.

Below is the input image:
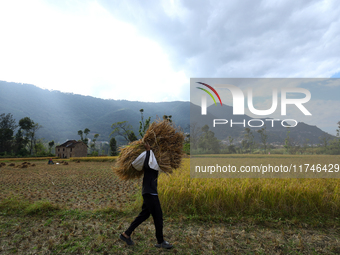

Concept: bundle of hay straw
[[113, 120, 184, 180]]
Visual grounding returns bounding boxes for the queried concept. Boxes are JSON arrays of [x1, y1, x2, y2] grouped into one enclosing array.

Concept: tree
[[0, 113, 17, 154], [101, 143, 110, 156], [139, 109, 151, 138], [18, 117, 41, 155], [243, 128, 255, 153], [84, 128, 90, 139], [0, 128, 13, 154], [14, 129, 29, 156], [34, 139, 47, 156], [91, 134, 99, 154], [284, 128, 291, 154], [78, 128, 90, 145], [183, 133, 190, 155], [111, 121, 136, 143], [257, 127, 268, 154], [227, 136, 236, 153], [189, 122, 202, 150], [198, 125, 220, 153], [128, 131, 138, 142], [30, 122, 42, 155], [78, 130, 83, 141], [301, 138, 309, 154], [319, 134, 330, 148], [48, 140, 55, 154], [110, 137, 118, 156], [328, 138, 340, 155], [241, 139, 248, 153], [283, 128, 300, 154], [327, 123, 340, 154], [19, 117, 34, 132], [0, 113, 17, 130], [19, 117, 34, 153]]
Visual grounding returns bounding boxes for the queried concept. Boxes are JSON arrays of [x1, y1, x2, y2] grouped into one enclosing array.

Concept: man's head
[[144, 142, 150, 151]]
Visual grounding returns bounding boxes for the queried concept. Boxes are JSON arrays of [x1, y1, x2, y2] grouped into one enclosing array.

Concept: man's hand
[[144, 142, 151, 151]]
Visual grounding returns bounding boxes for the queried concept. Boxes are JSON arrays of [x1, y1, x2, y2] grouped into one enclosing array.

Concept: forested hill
[[0, 81, 335, 145], [0, 81, 190, 143]]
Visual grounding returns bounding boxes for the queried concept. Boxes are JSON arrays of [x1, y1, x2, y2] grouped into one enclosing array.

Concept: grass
[[0, 197, 29, 214], [0, 156, 340, 254], [0, 197, 61, 215]]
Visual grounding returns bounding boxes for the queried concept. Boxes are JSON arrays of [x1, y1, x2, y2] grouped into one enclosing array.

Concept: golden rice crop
[[70, 156, 117, 162], [0, 157, 58, 162], [113, 120, 185, 180], [157, 156, 340, 218]]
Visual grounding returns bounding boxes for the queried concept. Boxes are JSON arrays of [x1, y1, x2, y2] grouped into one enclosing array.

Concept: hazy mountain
[[0, 81, 334, 145], [0, 81, 190, 143], [191, 102, 333, 144]]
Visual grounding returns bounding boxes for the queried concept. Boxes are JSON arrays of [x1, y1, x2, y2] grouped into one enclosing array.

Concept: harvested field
[[1, 214, 340, 254], [0, 160, 140, 211], [0, 156, 340, 254]]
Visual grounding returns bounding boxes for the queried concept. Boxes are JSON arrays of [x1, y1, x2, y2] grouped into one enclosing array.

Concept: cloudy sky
[[0, 0, 340, 133]]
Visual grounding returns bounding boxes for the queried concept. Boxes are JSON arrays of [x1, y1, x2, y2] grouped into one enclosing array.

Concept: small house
[[55, 140, 87, 158]]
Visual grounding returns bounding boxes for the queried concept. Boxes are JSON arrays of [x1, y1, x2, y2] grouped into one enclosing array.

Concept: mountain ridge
[[0, 81, 191, 143], [0, 81, 335, 145]]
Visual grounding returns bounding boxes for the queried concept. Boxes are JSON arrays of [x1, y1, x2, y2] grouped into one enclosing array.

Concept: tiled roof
[[56, 140, 85, 148]]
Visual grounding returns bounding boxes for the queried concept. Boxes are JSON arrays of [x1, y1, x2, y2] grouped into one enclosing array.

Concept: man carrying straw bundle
[[119, 142, 173, 249]]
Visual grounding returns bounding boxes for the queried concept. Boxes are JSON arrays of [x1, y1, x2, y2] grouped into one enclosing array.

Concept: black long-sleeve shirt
[[142, 150, 159, 195]]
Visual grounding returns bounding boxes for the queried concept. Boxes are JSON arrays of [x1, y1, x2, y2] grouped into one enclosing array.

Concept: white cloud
[[96, 0, 340, 79], [0, 0, 189, 101]]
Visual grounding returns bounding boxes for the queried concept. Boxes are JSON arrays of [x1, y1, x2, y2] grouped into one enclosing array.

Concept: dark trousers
[[125, 194, 164, 244]]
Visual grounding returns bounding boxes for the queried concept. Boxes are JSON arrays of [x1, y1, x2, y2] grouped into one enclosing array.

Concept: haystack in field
[[113, 120, 184, 181]]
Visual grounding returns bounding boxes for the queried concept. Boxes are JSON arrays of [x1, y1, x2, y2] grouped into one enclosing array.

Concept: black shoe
[[120, 234, 134, 245], [155, 241, 173, 249]]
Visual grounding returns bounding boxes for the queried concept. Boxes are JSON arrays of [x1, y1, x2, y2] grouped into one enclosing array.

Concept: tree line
[[188, 121, 340, 155], [0, 113, 46, 157], [4, 109, 337, 157], [0, 109, 160, 157]]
